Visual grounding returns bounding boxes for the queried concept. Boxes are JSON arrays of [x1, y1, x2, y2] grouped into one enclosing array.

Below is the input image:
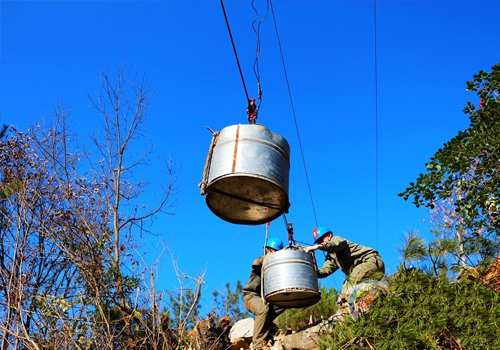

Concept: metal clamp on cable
[[247, 98, 257, 124], [286, 222, 294, 246]]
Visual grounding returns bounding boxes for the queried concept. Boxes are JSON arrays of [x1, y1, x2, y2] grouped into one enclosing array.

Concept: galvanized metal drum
[[263, 249, 320, 308], [203, 124, 290, 225]]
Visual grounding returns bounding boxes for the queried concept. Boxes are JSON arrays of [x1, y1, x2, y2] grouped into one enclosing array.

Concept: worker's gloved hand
[[304, 244, 321, 254]]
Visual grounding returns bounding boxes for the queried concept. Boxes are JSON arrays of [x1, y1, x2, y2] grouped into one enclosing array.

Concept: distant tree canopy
[[400, 63, 500, 265], [0, 125, 7, 139], [211, 281, 250, 322]]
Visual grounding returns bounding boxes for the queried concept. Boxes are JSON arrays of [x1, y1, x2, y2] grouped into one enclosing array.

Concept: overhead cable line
[[270, 0, 319, 228], [220, 0, 250, 102], [374, 0, 379, 250], [220, 0, 263, 123]]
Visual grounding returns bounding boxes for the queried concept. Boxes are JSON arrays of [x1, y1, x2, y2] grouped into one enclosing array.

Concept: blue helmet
[[266, 238, 284, 251], [312, 226, 332, 243]]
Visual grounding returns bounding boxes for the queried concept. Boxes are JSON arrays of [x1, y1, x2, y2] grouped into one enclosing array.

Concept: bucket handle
[[199, 127, 219, 195]]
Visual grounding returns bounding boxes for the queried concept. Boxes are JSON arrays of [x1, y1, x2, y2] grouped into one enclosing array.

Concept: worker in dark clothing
[[304, 226, 385, 320], [242, 238, 285, 350]]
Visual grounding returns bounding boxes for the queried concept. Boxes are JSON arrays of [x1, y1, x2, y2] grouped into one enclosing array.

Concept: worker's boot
[[327, 300, 352, 324], [269, 322, 280, 337], [251, 339, 272, 350]]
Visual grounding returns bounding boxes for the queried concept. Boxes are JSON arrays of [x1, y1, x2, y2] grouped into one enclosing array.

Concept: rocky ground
[[189, 314, 342, 350]]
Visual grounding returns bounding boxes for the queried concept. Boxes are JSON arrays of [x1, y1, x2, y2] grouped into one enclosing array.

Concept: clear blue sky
[[1, 0, 500, 314]]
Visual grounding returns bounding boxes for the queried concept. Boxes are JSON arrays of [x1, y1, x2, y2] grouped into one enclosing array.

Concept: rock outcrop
[[228, 317, 340, 350]]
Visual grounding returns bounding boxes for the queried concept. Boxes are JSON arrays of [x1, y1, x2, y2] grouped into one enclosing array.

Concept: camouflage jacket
[[242, 256, 263, 296], [317, 236, 378, 278]]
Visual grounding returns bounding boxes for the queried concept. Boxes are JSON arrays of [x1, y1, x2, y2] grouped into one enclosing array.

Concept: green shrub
[[320, 270, 500, 349], [276, 284, 339, 331]]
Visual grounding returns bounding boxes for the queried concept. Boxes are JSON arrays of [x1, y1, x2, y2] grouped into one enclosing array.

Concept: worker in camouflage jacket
[[242, 238, 285, 350], [304, 226, 385, 320]]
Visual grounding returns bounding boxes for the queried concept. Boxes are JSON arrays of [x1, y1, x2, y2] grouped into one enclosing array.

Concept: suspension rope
[[374, 0, 379, 250], [270, 0, 318, 227], [264, 222, 270, 255], [219, 0, 250, 102]]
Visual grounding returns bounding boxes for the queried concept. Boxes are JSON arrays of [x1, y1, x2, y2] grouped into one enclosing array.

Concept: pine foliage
[[321, 270, 500, 349], [276, 284, 339, 331], [211, 281, 250, 323], [400, 63, 500, 266]]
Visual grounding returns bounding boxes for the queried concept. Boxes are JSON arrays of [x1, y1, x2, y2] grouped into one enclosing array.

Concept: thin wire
[[220, 0, 250, 102], [270, 0, 318, 227], [251, 0, 270, 84], [374, 0, 379, 250], [251, 0, 270, 115], [264, 222, 269, 255], [282, 213, 288, 227]]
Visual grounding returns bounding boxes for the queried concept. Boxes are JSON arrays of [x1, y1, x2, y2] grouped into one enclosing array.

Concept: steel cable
[[270, 0, 319, 228]]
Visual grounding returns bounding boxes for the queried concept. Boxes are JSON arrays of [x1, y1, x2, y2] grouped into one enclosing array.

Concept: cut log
[[189, 316, 232, 350]]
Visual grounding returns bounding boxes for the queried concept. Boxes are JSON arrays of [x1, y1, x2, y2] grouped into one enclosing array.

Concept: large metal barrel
[[204, 124, 290, 225], [263, 249, 320, 308]]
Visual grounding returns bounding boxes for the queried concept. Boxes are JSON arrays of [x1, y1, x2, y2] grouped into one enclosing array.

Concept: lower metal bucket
[[204, 124, 290, 225], [263, 249, 320, 308]]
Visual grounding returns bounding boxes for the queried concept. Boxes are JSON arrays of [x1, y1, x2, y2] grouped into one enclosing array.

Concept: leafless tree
[[0, 67, 206, 350]]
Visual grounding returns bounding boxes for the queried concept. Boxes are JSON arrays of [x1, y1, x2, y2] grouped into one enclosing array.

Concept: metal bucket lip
[[216, 124, 291, 159], [266, 287, 321, 294], [205, 200, 284, 225], [263, 248, 313, 265], [219, 124, 290, 145], [207, 172, 289, 195], [214, 135, 291, 161], [263, 258, 314, 270], [205, 173, 290, 225], [265, 288, 321, 308]]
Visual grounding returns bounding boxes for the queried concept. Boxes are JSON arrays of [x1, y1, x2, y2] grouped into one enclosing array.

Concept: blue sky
[[1, 0, 500, 314]]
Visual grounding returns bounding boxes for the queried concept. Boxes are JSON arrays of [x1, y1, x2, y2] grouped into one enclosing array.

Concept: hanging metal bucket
[[200, 124, 290, 225], [263, 249, 320, 308]]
